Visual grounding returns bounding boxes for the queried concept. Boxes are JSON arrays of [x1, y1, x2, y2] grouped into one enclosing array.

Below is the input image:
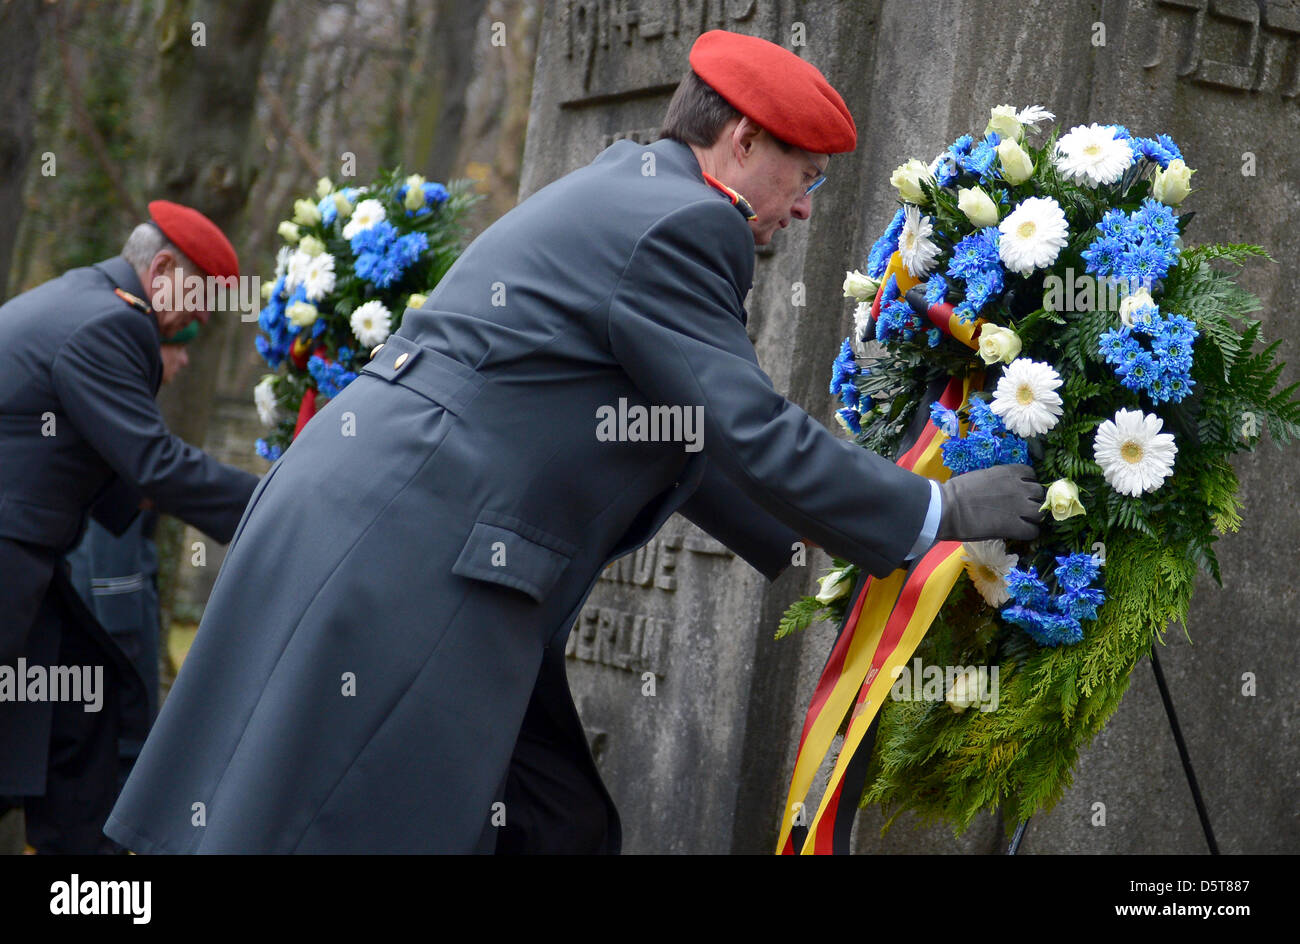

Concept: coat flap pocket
[[451, 512, 576, 603]]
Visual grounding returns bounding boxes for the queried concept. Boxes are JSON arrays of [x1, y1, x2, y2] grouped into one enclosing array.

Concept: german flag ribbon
[[776, 251, 984, 855], [701, 170, 758, 222]]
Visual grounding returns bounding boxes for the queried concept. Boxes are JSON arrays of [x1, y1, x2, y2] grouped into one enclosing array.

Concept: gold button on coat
[[394, 352, 409, 369], [369, 344, 384, 359]]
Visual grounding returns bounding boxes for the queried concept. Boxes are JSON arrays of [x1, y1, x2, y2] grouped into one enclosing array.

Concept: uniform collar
[[652, 138, 758, 222], [93, 256, 161, 339]]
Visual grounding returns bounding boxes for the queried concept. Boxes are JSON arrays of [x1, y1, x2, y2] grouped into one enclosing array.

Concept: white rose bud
[[332, 192, 353, 220], [403, 174, 427, 212], [286, 300, 319, 328], [1119, 288, 1156, 327], [890, 158, 934, 204], [996, 138, 1035, 185], [1040, 479, 1086, 521], [1152, 158, 1194, 206], [277, 221, 301, 244], [297, 235, 325, 258], [815, 567, 853, 604], [977, 324, 1022, 365], [945, 668, 982, 713], [292, 198, 322, 227], [985, 105, 1023, 141], [260, 280, 274, 301], [957, 186, 1000, 228], [315, 177, 333, 199], [406, 293, 428, 310], [842, 269, 879, 302]]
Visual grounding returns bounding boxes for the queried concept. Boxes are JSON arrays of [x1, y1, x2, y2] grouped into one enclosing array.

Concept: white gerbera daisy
[[852, 300, 873, 353], [302, 252, 337, 302], [898, 204, 940, 278], [962, 540, 1019, 608], [284, 249, 313, 292], [1015, 105, 1055, 127], [350, 299, 392, 348], [253, 375, 281, 428], [998, 196, 1069, 276], [1093, 408, 1178, 496], [1053, 123, 1134, 187], [991, 358, 1064, 437], [341, 198, 387, 239], [273, 245, 293, 281]]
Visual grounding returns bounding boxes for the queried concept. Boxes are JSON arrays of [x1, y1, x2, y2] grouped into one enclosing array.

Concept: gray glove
[[937, 463, 1045, 543]]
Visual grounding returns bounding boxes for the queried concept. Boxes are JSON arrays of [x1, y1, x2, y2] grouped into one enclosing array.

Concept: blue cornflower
[[837, 407, 862, 435], [867, 208, 908, 278], [350, 220, 398, 256], [1081, 235, 1124, 276], [930, 402, 960, 437], [1006, 567, 1052, 609], [947, 227, 1001, 280], [1054, 552, 1101, 591], [925, 274, 948, 307], [255, 438, 283, 462], [1058, 587, 1106, 621], [966, 430, 1000, 468]]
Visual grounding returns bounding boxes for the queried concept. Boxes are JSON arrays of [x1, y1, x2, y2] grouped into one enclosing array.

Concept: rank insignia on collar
[[114, 287, 153, 315], [701, 171, 758, 222]]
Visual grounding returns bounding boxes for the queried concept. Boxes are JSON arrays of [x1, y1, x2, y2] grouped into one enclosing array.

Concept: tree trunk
[[0, 1, 48, 300]]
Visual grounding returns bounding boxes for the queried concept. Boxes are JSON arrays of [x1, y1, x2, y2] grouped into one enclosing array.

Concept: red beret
[[689, 30, 856, 154], [148, 200, 239, 281]]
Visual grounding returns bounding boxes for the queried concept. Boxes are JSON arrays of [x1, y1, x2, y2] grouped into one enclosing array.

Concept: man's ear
[[732, 116, 764, 165]]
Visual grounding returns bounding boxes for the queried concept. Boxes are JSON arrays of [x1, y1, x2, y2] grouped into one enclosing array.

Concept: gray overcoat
[[105, 138, 932, 853]]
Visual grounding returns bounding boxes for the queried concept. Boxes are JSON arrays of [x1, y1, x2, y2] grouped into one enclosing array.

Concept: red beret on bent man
[[147, 199, 240, 281], [689, 29, 857, 154]]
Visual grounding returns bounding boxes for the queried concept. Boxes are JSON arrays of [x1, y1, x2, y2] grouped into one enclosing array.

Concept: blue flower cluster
[[254, 438, 284, 462], [307, 346, 358, 398], [829, 338, 871, 434], [1129, 134, 1182, 169], [1000, 552, 1106, 647], [350, 223, 429, 289], [874, 274, 939, 347], [930, 396, 1029, 475], [944, 226, 1004, 323], [944, 132, 1003, 185], [866, 207, 907, 279], [256, 278, 327, 369], [1098, 308, 1198, 404], [396, 180, 450, 216], [1081, 198, 1181, 287]]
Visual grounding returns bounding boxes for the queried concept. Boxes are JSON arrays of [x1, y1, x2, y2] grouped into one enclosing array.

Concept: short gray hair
[[121, 222, 196, 274]]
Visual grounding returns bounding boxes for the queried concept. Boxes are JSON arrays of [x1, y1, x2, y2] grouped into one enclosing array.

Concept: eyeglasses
[[805, 175, 827, 195]]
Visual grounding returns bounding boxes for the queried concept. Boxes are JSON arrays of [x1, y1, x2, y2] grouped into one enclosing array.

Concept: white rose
[[297, 235, 325, 258], [985, 105, 1022, 141], [315, 177, 333, 199], [292, 198, 322, 227], [1119, 288, 1156, 327], [1040, 479, 1086, 521], [996, 138, 1035, 185], [1152, 158, 1193, 206], [842, 269, 879, 302], [957, 186, 1000, 228], [889, 159, 934, 204], [277, 221, 300, 244], [403, 174, 427, 211], [977, 324, 1022, 365], [332, 191, 353, 220], [286, 300, 319, 328], [945, 668, 982, 713], [815, 567, 853, 604]]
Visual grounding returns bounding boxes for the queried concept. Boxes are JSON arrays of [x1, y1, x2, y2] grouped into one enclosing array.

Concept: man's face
[[730, 125, 827, 246], [148, 250, 210, 336]]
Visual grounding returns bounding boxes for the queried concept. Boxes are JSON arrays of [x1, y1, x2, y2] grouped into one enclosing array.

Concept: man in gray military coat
[[107, 32, 1042, 854], [0, 203, 258, 852]]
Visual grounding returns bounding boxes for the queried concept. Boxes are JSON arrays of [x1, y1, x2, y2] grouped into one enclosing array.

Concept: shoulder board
[[114, 287, 153, 315], [701, 171, 757, 222]]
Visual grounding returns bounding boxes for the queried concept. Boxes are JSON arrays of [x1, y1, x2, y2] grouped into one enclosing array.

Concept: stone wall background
[[519, 0, 1300, 854]]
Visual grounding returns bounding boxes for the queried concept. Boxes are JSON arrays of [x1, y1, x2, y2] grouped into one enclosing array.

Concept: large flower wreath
[[777, 105, 1300, 843], [252, 170, 476, 459]]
